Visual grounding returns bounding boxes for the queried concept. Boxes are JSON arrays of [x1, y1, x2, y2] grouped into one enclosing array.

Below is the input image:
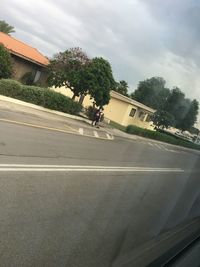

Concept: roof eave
[[10, 50, 49, 68], [111, 90, 156, 113]]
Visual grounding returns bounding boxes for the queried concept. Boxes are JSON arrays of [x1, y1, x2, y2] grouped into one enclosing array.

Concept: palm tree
[[0, 20, 15, 35], [115, 80, 129, 96]]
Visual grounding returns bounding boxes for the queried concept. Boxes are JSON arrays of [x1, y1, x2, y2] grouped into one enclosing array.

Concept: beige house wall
[[103, 100, 154, 129], [52, 87, 94, 107], [123, 104, 154, 129], [52, 86, 74, 99], [82, 94, 93, 107], [103, 97, 129, 125]]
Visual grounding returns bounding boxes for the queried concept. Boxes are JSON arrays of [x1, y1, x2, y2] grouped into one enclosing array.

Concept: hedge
[[0, 79, 82, 115], [126, 124, 200, 150]]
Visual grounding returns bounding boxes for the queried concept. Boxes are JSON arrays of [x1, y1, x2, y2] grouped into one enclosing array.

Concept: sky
[[1, 0, 200, 104]]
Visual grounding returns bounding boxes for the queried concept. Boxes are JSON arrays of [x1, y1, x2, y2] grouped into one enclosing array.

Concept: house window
[[139, 111, 146, 121], [129, 108, 136, 117], [34, 70, 41, 83], [145, 114, 152, 122]]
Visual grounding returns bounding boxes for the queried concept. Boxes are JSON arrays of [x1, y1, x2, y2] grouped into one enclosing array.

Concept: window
[[129, 108, 136, 117], [146, 114, 152, 122], [139, 111, 146, 121], [34, 70, 41, 82]]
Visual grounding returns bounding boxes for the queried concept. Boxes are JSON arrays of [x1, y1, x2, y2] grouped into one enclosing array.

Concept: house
[[0, 32, 49, 85], [52, 86, 155, 129], [103, 91, 155, 129]]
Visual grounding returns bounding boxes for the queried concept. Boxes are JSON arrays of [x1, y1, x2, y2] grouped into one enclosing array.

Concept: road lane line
[[0, 165, 184, 172], [0, 164, 183, 169], [79, 128, 84, 135], [93, 131, 99, 138], [0, 168, 184, 172]]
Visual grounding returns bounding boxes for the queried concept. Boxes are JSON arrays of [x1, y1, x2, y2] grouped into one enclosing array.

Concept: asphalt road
[[0, 121, 200, 267]]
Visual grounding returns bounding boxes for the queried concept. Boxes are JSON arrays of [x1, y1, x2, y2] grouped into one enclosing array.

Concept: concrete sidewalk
[[0, 95, 114, 141], [0, 95, 143, 140]]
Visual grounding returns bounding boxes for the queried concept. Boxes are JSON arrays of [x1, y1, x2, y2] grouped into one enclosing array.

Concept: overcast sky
[[1, 0, 200, 103]]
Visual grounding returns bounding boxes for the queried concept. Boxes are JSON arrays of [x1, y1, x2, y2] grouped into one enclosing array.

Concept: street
[[0, 120, 200, 267]]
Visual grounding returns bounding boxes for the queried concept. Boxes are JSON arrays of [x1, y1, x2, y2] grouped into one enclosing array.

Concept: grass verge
[[110, 121, 200, 151]]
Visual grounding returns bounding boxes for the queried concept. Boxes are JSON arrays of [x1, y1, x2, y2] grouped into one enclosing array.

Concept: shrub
[[21, 72, 35, 85], [0, 44, 13, 79], [0, 79, 82, 115], [126, 124, 200, 150], [0, 79, 21, 96]]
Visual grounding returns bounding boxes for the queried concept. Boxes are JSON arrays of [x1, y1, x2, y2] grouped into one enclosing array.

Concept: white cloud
[[1, 0, 200, 105]]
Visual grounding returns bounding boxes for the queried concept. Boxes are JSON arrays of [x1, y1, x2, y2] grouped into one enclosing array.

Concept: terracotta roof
[[111, 90, 156, 113], [0, 32, 49, 66]]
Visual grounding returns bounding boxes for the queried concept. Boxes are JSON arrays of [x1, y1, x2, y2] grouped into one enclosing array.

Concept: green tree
[[114, 80, 129, 96], [131, 77, 170, 110], [0, 44, 13, 79], [177, 99, 199, 131], [0, 20, 15, 34], [153, 110, 175, 129], [87, 57, 116, 107], [165, 87, 186, 123], [47, 47, 91, 100]]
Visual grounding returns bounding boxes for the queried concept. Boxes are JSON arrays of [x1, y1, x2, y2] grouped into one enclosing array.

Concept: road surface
[[0, 121, 200, 267]]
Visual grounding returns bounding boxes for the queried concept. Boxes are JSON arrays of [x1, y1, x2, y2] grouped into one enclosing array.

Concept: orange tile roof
[[0, 32, 49, 66]]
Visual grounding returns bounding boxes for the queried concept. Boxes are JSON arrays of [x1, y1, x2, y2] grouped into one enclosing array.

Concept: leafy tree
[[87, 57, 116, 107], [131, 77, 170, 110], [131, 76, 199, 131], [177, 99, 199, 131], [47, 47, 91, 100], [0, 20, 15, 34], [165, 87, 186, 123], [48, 49, 115, 107], [153, 110, 175, 129], [114, 80, 129, 96], [0, 44, 13, 79]]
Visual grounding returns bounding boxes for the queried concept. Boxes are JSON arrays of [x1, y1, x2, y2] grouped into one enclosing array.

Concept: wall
[[52, 86, 74, 98], [52, 87, 93, 107], [103, 97, 129, 125], [124, 104, 154, 129], [11, 55, 48, 86]]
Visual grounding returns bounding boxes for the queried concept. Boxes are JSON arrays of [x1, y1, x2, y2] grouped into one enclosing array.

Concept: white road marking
[[79, 128, 83, 135], [162, 146, 179, 153], [106, 133, 111, 140], [149, 143, 181, 154], [159, 145, 169, 151], [148, 142, 154, 146], [168, 149, 178, 153], [0, 164, 184, 173], [154, 143, 163, 150], [93, 131, 99, 138]]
